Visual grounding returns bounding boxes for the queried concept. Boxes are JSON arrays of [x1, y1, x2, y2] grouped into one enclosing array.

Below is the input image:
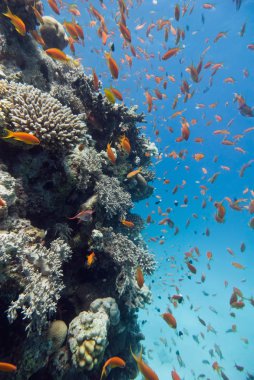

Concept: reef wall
[[0, 1, 156, 379]]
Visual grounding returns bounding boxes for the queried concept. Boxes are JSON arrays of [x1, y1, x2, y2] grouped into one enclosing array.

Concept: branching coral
[[0, 229, 72, 334], [90, 229, 155, 307], [0, 80, 87, 152], [95, 175, 133, 219]]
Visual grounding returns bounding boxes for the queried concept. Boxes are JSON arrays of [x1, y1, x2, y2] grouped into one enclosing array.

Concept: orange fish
[[105, 52, 119, 79], [121, 219, 134, 228], [100, 356, 126, 380], [106, 143, 116, 164], [162, 47, 180, 61], [193, 153, 205, 161], [63, 21, 79, 40], [93, 69, 99, 91], [48, 0, 60, 15], [232, 262, 245, 270], [0, 362, 17, 372], [119, 21, 131, 43], [136, 266, 144, 288], [3, 7, 26, 36], [171, 369, 181, 380], [119, 135, 131, 154], [145, 91, 153, 112], [161, 312, 177, 329], [2, 129, 40, 145], [130, 347, 159, 380], [127, 167, 142, 179], [110, 87, 123, 101], [32, 5, 44, 24], [30, 30, 45, 46], [86, 252, 96, 267], [45, 48, 70, 62]]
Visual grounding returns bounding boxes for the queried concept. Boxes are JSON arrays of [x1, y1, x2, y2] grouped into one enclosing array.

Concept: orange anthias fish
[[48, 0, 60, 15], [121, 219, 134, 228], [161, 312, 177, 329], [130, 347, 159, 380], [107, 143, 116, 164], [0, 362, 17, 372], [136, 266, 144, 288], [105, 52, 119, 79], [86, 252, 96, 267], [171, 369, 181, 380], [119, 135, 131, 154], [193, 153, 205, 161], [2, 129, 40, 145], [3, 7, 26, 36], [45, 48, 72, 63], [100, 356, 126, 380], [162, 47, 180, 61], [127, 167, 142, 179]]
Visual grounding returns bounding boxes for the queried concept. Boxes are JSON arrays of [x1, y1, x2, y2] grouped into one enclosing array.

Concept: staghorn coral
[[95, 175, 133, 219], [64, 146, 102, 191], [0, 227, 72, 333], [0, 80, 87, 152]]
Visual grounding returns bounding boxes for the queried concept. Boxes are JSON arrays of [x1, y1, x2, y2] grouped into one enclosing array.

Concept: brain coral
[[0, 80, 87, 152]]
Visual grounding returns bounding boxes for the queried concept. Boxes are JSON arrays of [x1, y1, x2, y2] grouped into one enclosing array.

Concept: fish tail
[[99, 365, 106, 380], [2, 129, 14, 139], [130, 345, 142, 363], [3, 6, 13, 19]]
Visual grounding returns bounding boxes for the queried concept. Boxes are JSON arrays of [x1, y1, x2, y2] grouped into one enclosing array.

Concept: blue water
[[43, 0, 254, 378]]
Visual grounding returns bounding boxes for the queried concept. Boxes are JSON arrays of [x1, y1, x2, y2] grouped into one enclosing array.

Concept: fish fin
[[3, 6, 13, 18], [2, 129, 14, 139], [100, 365, 106, 380], [130, 345, 142, 363]]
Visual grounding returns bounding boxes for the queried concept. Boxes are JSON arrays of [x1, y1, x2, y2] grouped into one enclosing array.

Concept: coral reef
[[68, 298, 120, 371], [0, 2, 156, 378], [95, 175, 133, 220], [0, 229, 71, 333], [0, 80, 87, 152]]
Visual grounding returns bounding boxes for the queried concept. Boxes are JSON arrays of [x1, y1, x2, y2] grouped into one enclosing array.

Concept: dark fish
[[221, 371, 230, 380], [198, 316, 206, 326], [233, 0, 242, 10]]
